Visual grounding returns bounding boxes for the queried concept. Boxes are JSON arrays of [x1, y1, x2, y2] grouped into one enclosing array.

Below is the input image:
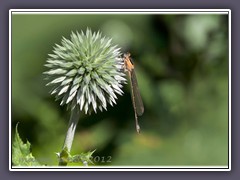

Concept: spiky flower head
[[44, 29, 126, 114]]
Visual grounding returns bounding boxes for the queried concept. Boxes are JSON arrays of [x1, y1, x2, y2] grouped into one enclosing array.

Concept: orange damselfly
[[123, 53, 144, 133]]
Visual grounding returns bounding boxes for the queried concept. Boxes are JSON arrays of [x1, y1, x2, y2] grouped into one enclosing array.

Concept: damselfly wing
[[123, 53, 144, 133]]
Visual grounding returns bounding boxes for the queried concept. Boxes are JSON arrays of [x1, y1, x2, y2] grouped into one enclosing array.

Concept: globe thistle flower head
[[44, 29, 126, 114]]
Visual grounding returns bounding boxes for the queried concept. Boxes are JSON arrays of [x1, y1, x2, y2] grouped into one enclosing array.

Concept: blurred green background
[[12, 13, 229, 166]]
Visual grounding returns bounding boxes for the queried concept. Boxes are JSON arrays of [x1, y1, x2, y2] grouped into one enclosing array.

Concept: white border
[[9, 9, 231, 172], [11, 9, 229, 15], [11, 166, 228, 172], [228, 9, 231, 171]]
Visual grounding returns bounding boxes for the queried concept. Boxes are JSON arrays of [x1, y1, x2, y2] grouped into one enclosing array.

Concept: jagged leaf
[[69, 150, 96, 165], [12, 124, 41, 166]]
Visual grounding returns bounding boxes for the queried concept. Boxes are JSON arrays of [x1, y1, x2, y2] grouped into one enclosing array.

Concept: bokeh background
[[12, 13, 229, 166]]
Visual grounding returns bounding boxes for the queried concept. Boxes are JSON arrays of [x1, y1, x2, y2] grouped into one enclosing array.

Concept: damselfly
[[123, 53, 144, 133]]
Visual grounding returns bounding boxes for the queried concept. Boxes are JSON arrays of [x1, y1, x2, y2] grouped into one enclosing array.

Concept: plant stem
[[58, 108, 80, 166]]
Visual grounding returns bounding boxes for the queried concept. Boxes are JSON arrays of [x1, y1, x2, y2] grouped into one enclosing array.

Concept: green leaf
[[58, 147, 71, 166], [69, 150, 96, 165], [12, 123, 41, 166]]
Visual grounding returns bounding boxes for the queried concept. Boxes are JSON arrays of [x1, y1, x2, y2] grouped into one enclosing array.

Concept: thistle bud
[[44, 29, 126, 114]]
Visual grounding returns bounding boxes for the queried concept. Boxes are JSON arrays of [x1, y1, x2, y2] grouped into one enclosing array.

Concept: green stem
[[58, 108, 80, 166]]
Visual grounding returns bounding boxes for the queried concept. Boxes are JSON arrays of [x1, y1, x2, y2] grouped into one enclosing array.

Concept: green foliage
[[69, 150, 95, 165], [12, 123, 95, 166], [58, 147, 95, 166], [57, 147, 70, 166], [12, 124, 41, 166]]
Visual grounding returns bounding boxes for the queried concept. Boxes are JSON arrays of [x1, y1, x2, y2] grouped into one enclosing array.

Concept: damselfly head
[[123, 52, 131, 59]]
